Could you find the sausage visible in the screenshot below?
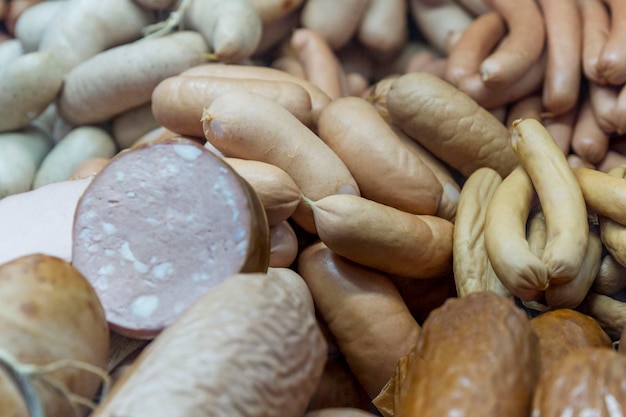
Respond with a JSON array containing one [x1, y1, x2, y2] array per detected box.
[[254, 8, 300, 55], [33, 126, 117, 189], [396, 292, 541, 417], [202, 90, 359, 233], [531, 348, 626, 416], [71, 138, 270, 339], [599, 216, 626, 268], [544, 106, 577, 154], [579, 291, 626, 339], [573, 166, 626, 226], [387, 72, 518, 178], [181, 0, 262, 63], [0, 51, 65, 132], [301, 0, 370, 50], [90, 268, 327, 417], [270, 56, 306, 79], [511, 118, 589, 285], [13, 1, 65, 53], [290, 28, 350, 100], [111, 104, 160, 150], [594, 0, 626, 85], [392, 126, 460, 221], [505, 94, 543, 127], [68, 157, 111, 180], [181, 63, 331, 125], [614, 82, 626, 134], [39, 0, 154, 72], [597, 149, 626, 173], [247, 0, 304, 25], [0, 127, 54, 198], [357, 0, 407, 56], [453, 167, 511, 298], [544, 217, 602, 308], [0, 177, 92, 266], [221, 157, 302, 226], [589, 81, 619, 134], [57, 31, 209, 125], [571, 95, 610, 163], [269, 221, 298, 268], [592, 253, 626, 295], [457, 51, 547, 109], [529, 309, 612, 379], [484, 166, 548, 301], [297, 241, 420, 399], [317, 96, 443, 216], [444, 11, 505, 87], [408, 0, 473, 55], [527, 207, 547, 261], [308, 194, 454, 279], [0, 254, 110, 417], [479, 0, 545, 88], [539, 0, 582, 115], [151, 75, 314, 138], [579, 0, 610, 83]]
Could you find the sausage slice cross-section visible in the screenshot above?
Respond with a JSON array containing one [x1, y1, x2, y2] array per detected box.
[[72, 138, 270, 339]]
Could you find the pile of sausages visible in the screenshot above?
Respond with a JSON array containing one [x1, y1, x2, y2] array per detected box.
[[2, 0, 626, 416]]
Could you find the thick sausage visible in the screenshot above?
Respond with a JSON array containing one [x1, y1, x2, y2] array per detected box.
[[308, 194, 453, 279], [221, 157, 302, 226], [57, 31, 208, 125], [453, 167, 510, 298], [72, 138, 270, 339], [90, 268, 327, 417], [387, 72, 518, 178], [539, 0, 582, 115], [290, 28, 350, 100], [317, 97, 443, 216], [181, 63, 331, 125], [484, 166, 548, 300], [151, 75, 314, 138], [571, 95, 610, 163], [202, 90, 359, 233], [297, 241, 420, 399]]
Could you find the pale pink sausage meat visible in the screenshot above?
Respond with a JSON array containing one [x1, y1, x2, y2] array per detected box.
[[72, 138, 270, 339]]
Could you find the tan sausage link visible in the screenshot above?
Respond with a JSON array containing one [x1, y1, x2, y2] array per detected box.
[[453, 167, 511, 298], [484, 166, 548, 301]]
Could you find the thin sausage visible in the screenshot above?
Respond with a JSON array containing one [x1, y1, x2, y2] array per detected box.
[[572, 94, 610, 163], [484, 166, 548, 301], [539, 0, 582, 115], [579, 0, 610, 83], [290, 28, 350, 100], [594, 0, 626, 85], [308, 194, 453, 279], [479, 0, 545, 88], [444, 11, 505, 87]]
